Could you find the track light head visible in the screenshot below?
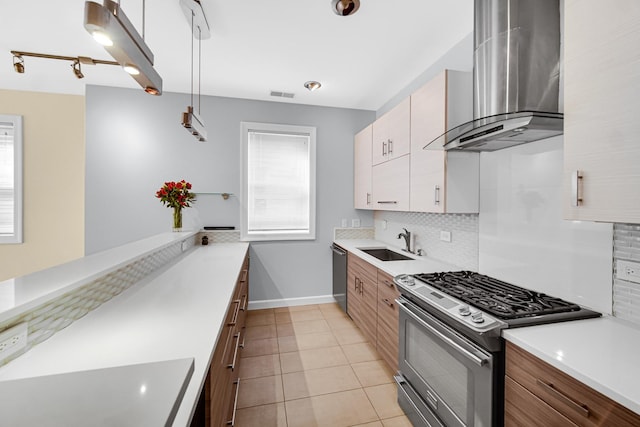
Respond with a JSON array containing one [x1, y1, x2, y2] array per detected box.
[[13, 54, 24, 73], [72, 60, 84, 79]]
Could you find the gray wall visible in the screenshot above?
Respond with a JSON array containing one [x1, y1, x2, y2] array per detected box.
[[85, 85, 374, 302]]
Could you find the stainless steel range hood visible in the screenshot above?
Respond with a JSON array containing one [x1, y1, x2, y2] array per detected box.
[[426, 0, 562, 152]]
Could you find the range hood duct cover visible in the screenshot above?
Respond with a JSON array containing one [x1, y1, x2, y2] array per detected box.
[[427, 0, 563, 152]]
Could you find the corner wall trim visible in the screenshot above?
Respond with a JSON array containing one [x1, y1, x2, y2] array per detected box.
[[248, 295, 337, 310]]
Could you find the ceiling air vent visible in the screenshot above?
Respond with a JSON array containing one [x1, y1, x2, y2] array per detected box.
[[270, 91, 295, 99]]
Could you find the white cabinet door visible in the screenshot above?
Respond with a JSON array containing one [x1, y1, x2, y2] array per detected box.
[[372, 98, 410, 165], [372, 155, 410, 211], [354, 125, 373, 209], [563, 0, 640, 223], [410, 70, 478, 213]]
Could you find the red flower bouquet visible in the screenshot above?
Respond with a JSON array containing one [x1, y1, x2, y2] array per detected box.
[[155, 180, 196, 230]]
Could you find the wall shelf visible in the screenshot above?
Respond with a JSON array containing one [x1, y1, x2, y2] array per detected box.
[[195, 192, 233, 200]]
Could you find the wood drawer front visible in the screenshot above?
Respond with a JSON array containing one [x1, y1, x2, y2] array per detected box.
[[376, 298, 399, 370], [505, 376, 577, 427], [348, 253, 378, 282], [377, 270, 395, 290], [506, 342, 640, 427]]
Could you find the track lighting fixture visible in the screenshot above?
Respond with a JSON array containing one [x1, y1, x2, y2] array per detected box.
[[10, 50, 119, 79], [12, 54, 24, 73], [84, 0, 163, 95], [181, 0, 211, 142], [72, 60, 84, 79]]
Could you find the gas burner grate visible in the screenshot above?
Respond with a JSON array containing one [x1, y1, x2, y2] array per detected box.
[[413, 271, 582, 320]]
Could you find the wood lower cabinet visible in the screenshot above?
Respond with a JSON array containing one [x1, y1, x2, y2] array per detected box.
[[505, 341, 640, 427], [347, 253, 378, 345], [376, 270, 401, 370], [347, 253, 400, 371], [201, 253, 249, 427]]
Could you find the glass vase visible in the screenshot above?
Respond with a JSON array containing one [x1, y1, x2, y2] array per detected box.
[[173, 207, 183, 232]]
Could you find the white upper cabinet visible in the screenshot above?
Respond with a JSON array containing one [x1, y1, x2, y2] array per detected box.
[[354, 125, 373, 209], [410, 70, 479, 213], [372, 98, 411, 165], [563, 0, 640, 223], [372, 155, 410, 211]]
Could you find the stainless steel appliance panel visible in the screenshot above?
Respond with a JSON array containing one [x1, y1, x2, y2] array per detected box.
[[398, 297, 495, 427], [331, 243, 347, 312]]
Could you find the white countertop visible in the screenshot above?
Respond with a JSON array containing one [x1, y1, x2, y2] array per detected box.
[[0, 241, 249, 426], [503, 316, 640, 415], [0, 231, 197, 323], [0, 358, 194, 426], [333, 239, 461, 276]]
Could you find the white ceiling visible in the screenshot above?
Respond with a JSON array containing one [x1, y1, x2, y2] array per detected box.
[[0, 0, 473, 111]]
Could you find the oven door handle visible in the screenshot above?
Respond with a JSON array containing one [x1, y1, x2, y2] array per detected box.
[[397, 298, 489, 367]]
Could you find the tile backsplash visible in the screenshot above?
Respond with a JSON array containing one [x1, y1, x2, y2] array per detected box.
[[373, 211, 479, 271], [613, 223, 640, 326]]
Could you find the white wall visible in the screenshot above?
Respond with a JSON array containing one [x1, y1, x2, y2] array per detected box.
[[478, 136, 613, 313], [85, 85, 374, 302]]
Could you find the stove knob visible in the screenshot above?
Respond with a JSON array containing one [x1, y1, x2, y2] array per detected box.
[[471, 311, 485, 324], [458, 305, 471, 316], [404, 277, 415, 286]]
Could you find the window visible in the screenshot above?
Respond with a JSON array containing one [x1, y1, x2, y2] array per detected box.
[[241, 122, 316, 241], [0, 115, 23, 244]]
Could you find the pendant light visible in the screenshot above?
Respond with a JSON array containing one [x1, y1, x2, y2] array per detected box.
[[84, 0, 163, 95], [181, 0, 210, 142]]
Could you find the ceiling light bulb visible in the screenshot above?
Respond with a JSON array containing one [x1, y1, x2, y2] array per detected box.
[[332, 0, 360, 16], [13, 55, 24, 73], [92, 30, 113, 46], [145, 86, 160, 96], [123, 64, 140, 75], [304, 81, 322, 91]]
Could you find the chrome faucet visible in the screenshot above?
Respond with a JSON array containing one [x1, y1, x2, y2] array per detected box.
[[397, 228, 412, 253]]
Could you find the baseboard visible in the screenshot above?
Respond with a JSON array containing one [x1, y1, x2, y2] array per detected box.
[[248, 294, 337, 310]]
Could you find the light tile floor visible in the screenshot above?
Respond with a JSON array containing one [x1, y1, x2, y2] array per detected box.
[[236, 303, 411, 427]]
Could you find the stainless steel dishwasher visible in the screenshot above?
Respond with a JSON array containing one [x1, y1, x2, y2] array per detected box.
[[331, 243, 347, 312]]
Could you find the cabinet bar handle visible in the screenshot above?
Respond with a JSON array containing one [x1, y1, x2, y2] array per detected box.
[[240, 294, 247, 312], [227, 332, 241, 371], [240, 270, 248, 283], [571, 170, 583, 207], [228, 300, 241, 326], [388, 139, 393, 154], [226, 378, 240, 426], [536, 379, 590, 418], [382, 141, 387, 156], [383, 298, 393, 307], [366, 192, 371, 205], [377, 201, 398, 204], [434, 185, 440, 205], [354, 277, 360, 292], [384, 279, 394, 288]]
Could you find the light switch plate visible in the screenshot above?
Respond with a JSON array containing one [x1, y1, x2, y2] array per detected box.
[[440, 231, 452, 242], [341, 219, 348, 228], [352, 219, 360, 228]]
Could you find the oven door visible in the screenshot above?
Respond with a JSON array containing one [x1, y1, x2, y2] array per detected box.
[[397, 296, 495, 427]]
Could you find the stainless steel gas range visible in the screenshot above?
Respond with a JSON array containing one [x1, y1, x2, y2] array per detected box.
[[393, 271, 600, 427]]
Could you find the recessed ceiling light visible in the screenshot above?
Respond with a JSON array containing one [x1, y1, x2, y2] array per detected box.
[[304, 81, 322, 91], [331, 0, 360, 16]]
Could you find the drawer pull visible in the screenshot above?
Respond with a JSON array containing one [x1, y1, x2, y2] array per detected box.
[[240, 269, 248, 283], [377, 201, 398, 204], [227, 332, 241, 371], [382, 298, 393, 307], [536, 379, 590, 418], [240, 294, 248, 312], [384, 279, 394, 288], [226, 378, 240, 426], [228, 300, 241, 326]]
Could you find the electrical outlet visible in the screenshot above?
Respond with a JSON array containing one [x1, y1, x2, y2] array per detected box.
[[0, 322, 28, 360], [352, 219, 361, 228], [616, 260, 640, 284], [440, 231, 452, 242], [341, 218, 348, 228]]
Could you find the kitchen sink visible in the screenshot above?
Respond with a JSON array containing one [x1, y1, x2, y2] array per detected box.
[[359, 248, 413, 261]]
